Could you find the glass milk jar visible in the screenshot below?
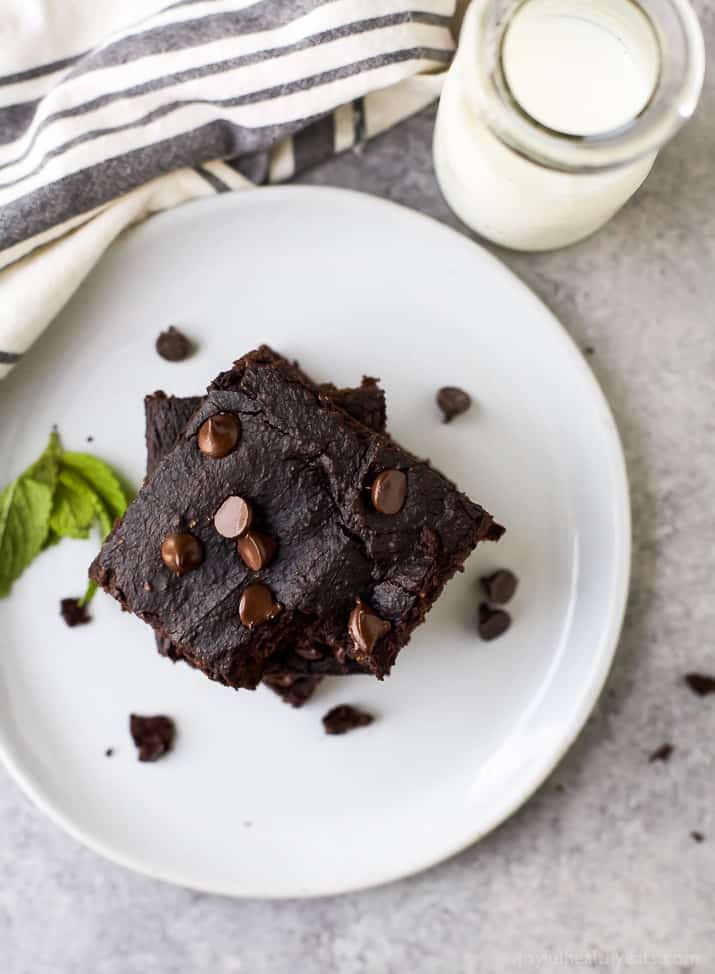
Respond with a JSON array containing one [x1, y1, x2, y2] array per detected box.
[[434, 0, 705, 251]]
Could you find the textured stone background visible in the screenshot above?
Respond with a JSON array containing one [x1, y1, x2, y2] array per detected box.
[[2, 4, 713, 971]]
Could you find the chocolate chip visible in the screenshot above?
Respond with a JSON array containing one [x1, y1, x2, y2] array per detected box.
[[237, 530, 277, 571], [60, 597, 91, 627], [156, 326, 193, 362], [481, 569, 518, 605], [371, 469, 407, 514], [214, 496, 253, 539], [348, 599, 391, 655], [478, 603, 511, 641], [322, 704, 374, 735], [197, 413, 241, 458], [649, 743, 674, 763], [437, 386, 472, 423], [129, 714, 175, 762], [160, 532, 203, 576], [239, 583, 282, 627], [691, 831, 705, 843], [684, 673, 715, 696]]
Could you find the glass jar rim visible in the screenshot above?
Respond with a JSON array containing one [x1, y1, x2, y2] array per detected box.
[[460, 0, 705, 173]]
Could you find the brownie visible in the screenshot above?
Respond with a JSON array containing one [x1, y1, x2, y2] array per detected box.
[[145, 376, 387, 704], [91, 346, 503, 691]]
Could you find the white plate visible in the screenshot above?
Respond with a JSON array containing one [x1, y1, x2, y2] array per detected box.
[[0, 187, 629, 898]]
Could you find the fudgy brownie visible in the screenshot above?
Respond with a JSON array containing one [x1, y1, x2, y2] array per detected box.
[[91, 346, 503, 692], [145, 376, 387, 704]]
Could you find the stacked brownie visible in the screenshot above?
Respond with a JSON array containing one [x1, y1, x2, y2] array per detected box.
[[91, 346, 503, 706]]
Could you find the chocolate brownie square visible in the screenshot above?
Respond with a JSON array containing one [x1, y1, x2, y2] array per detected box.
[[145, 375, 387, 704], [91, 346, 503, 691]]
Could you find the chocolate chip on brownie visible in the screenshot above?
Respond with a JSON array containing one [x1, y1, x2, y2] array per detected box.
[[60, 597, 91, 627], [237, 530, 277, 571], [239, 583, 282, 627], [481, 569, 519, 605], [156, 326, 194, 362], [684, 673, 715, 696], [371, 469, 407, 514], [197, 413, 241, 458], [322, 704, 375, 735], [478, 603, 511, 641], [437, 386, 472, 423], [129, 714, 175, 762], [214, 495, 253, 539], [160, 532, 203, 576]]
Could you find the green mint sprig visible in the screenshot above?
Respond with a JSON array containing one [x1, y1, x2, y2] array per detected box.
[[0, 430, 132, 599]]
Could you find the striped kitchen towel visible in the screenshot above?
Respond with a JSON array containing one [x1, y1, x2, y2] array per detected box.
[[0, 0, 455, 379]]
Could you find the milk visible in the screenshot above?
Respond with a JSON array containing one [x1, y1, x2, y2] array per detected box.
[[434, 0, 662, 250]]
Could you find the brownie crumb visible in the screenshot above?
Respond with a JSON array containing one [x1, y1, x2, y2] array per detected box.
[[129, 714, 175, 762], [649, 743, 674, 763], [60, 597, 91, 627], [478, 603, 511, 641], [156, 326, 194, 362], [583, 346, 595, 356], [684, 673, 715, 697], [436, 386, 472, 423], [105, 748, 114, 758], [481, 569, 519, 605], [691, 831, 705, 843], [86, 435, 94, 443], [322, 704, 374, 735]]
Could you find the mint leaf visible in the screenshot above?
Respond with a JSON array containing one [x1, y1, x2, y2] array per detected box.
[[0, 432, 60, 597], [49, 468, 98, 539], [60, 452, 130, 519]]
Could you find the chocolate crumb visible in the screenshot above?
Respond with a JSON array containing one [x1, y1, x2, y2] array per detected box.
[[478, 603, 511, 641], [86, 435, 94, 443], [156, 326, 194, 362], [684, 673, 715, 697], [583, 346, 595, 356], [105, 748, 114, 758], [322, 704, 374, 735], [649, 743, 674, 763], [555, 783, 565, 793], [691, 831, 705, 843], [60, 597, 91, 627], [437, 386, 472, 423], [129, 714, 175, 762]]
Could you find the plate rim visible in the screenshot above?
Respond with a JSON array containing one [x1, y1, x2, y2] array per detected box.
[[0, 185, 631, 898]]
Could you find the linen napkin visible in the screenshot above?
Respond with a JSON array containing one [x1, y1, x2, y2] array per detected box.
[[0, 0, 456, 379]]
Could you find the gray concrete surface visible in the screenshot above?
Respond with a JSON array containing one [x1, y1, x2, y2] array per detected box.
[[2, 4, 713, 970]]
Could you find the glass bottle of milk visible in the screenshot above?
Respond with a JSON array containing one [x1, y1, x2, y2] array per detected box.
[[434, 0, 705, 251]]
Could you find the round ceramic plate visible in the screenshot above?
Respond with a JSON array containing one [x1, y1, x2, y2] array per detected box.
[[0, 187, 629, 898]]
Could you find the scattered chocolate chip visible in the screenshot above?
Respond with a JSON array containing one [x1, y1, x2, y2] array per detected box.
[[197, 413, 241, 458], [295, 645, 324, 661], [649, 743, 674, 763], [349, 599, 391, 656], [156, 325, 194, 362], [105, 748, 114, 758], [60, 597, 91, 627], [478, 603, 511, 641], [237, 530, 276, 571], [691, 831, 705, 843], [239, 583, 282, 627], [684, 673, 715, 697], [129, 714, 175, 762], [371, 469, 407, 514], [436, 386, 472, 423], [481, 569, 519, 605], [322, 704, 375, 735], [160, 532, 203, 576], [214, 495, 253, 539]]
